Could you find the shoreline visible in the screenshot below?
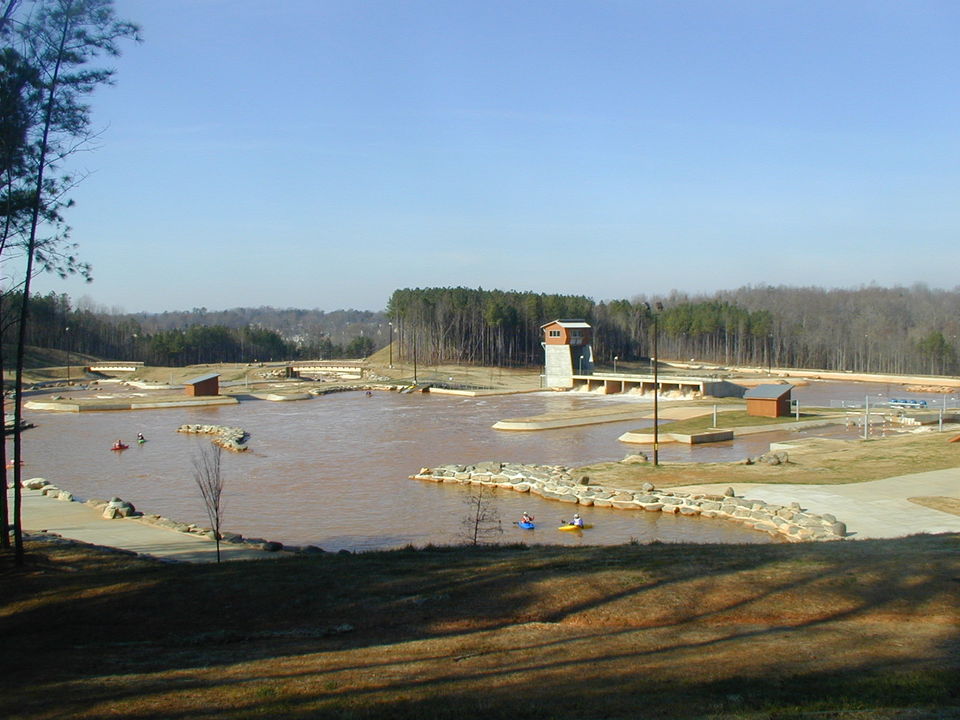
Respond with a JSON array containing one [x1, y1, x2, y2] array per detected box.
[[12, 481, 321, 563]]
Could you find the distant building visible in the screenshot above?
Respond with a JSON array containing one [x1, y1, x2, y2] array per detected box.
[[744, 384, 793, 418], [184, 372, 220, 397], [541, 319, 594, 388]]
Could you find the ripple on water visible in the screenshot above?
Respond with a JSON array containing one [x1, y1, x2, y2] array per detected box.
[[22, 381, 900, 551]]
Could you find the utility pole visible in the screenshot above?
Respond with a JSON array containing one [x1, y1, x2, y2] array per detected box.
[[644, 301, 664, 466]]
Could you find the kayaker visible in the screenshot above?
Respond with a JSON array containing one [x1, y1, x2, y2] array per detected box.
[[571, 513, 584, 528], [521, 512, 534, 524], [137, 432, 145, 442]]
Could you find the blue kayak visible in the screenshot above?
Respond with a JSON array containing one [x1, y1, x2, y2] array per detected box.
[[517, 521, 536, 530]]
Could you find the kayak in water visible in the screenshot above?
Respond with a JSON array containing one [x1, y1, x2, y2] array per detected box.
[[558, 523, 593, 531], [111, 443, 129, 451], [517, 521, 536, 530]]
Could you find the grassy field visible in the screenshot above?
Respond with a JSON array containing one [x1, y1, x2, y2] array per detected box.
[[647, 409, 841, 435], [1, 534, 958, 720], [581, 430, 960, 490]]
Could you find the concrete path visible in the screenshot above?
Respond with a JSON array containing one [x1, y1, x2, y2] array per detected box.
[[674, 467, 960, 539], [9, 489, 288, 563]]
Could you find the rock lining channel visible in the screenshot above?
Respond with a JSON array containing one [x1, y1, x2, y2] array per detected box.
[[411, 461, 848, 542]]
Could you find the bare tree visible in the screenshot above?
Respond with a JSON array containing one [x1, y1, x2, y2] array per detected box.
[[192, 444, 226, 562], [460, 484, 502, 546]]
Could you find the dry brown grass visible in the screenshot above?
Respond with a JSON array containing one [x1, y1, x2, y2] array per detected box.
[[580, 432, 960, 489], [2, 534, 958, 719], [909, 496, 960, 516]]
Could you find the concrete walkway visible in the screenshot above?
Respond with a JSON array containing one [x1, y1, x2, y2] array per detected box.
[[674, 467, 960, 539], [9, 489, 288, 563]]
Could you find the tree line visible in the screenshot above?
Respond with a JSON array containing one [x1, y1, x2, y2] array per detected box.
[[9, 291, 381, 365], [387, 285, 960, 376], [13, 284, 960, 377]]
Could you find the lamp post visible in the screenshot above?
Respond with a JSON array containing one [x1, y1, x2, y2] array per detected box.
[[645, 302, 664, 466], [388, 321, 393, 368], [64, 326, 70, 384], [614, 355, 618, 373]]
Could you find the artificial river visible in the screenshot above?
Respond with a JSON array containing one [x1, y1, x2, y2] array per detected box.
[[19, 380, 950, 552]]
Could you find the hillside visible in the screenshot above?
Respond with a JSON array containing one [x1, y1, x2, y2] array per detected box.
[[1, 534, 958, 719]]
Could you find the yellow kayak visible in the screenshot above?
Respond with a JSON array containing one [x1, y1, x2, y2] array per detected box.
[[558, 523, 593, 531]]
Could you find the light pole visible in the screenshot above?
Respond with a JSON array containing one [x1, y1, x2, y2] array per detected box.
[[614, 355, 618, 373], [64, 326, 70, 384], [645, 302, 663, 466], [388, 321, 393, 368]]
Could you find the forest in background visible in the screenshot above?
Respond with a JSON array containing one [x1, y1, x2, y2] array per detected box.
[[6, 284, 960, 375]]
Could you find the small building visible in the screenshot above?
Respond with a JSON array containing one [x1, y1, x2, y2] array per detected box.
[[541, 319, 594, 388], [184, 372, 220, 397], [744, 384, 793, 418], [542, 319, 592, 347]]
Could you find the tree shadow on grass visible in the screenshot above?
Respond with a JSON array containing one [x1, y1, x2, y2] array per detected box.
[[1, 534, 958, 718]]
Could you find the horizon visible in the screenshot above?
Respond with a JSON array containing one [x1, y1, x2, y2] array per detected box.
[[27, 0, 960, 313], [54, 279, 960, 317]]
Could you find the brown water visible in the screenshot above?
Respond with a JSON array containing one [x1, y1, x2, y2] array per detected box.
[[17, 391, 770, 550], [21, 379, 928, 552]]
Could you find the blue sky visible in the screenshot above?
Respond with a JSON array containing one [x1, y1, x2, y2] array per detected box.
[[31, 0, 960, 312]]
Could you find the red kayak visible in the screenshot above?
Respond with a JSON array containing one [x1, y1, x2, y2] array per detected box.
[[111, 443, 129, 451]]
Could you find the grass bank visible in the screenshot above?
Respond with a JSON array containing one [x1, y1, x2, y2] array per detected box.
[[2, 534, 958, 719], [647, 408, 841, 435], [579, 430, 960, 489]]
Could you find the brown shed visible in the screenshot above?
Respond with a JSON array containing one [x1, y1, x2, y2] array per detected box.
[[744, 384, 793, 418], [183, 372, 220, 397]]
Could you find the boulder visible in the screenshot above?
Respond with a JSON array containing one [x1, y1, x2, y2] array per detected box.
[[829, 521, 847, 537], [22, 478, 48, 490], [723, 487, 735, 497], [57, 491, 73, 502], [261, 541, 283, 552]]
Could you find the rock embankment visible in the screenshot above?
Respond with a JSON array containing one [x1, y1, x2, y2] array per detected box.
[[19, 477, 325, 556], [410, 462, 847, 542], [177, 424, 249, 452]]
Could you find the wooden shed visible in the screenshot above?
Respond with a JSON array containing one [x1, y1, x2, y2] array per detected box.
[[183, 372, 220, 397], [744, 384, 793, 418]]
